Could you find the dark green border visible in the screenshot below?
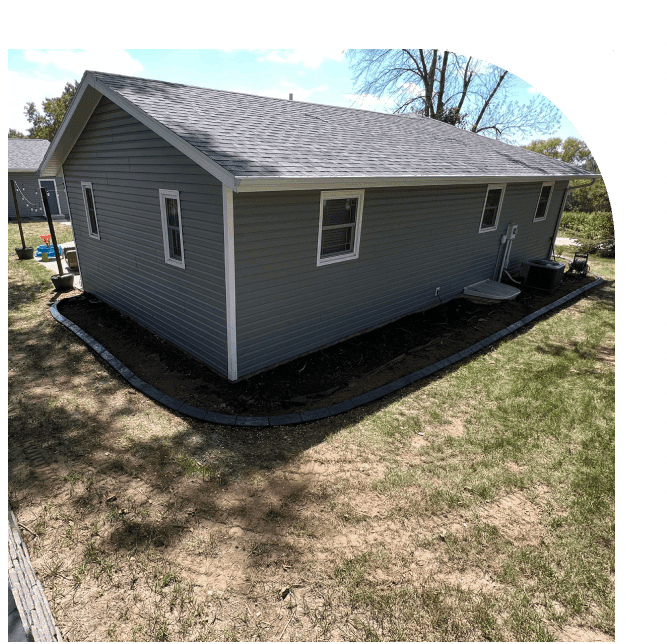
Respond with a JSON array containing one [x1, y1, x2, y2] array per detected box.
[[2, 0, 667, 641]]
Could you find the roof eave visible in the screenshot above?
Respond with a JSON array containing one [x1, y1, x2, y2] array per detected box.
[[38, 71, 239, 191], [235, 173, 601, 193]]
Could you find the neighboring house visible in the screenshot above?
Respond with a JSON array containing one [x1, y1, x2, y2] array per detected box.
[[8, 138, 70, 222], [39, 71, 599, 381]]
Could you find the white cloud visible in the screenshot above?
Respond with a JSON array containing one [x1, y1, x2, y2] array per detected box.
[[346, 93, 395, 110], [23, 49, 143, 76], [7, 71, 71, 134], [400, 82, 423, 96], [258, 49, 345, 69], [8, 50, 143, 133], [527, 87, 541, 94]]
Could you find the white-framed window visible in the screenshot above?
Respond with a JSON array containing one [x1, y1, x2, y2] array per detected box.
[[159, 189, 185, 269], [317, 189, 365, 266], [478, 184, 506, 233], [533, 181, 555, 221], [81, 182, 100, 239]]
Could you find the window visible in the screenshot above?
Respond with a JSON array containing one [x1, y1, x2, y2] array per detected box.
[[317, 189, 364, 266], [533, 182, 554, 221], [159, 189, 185, 268], [478, 184, 506, 233], [81, 182, 99, 239]]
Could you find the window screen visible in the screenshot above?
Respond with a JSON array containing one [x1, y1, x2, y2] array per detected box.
[[81, 182, 99, 238], [85, 188, 98, 235], [320, 197, 358, 257], [534, 184, 553, 220], [159, 189, 185, 268], [480, 187, 503, 230], [165, 197, 182, 260]]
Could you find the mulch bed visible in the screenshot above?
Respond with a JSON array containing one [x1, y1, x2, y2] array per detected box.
[[57, 273, 599, 417]]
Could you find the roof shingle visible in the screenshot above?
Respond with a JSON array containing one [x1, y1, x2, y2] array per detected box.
[[51, 71, 600, 183], [8, 138, 50, 172]]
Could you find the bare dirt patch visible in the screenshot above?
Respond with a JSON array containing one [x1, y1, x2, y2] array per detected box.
[[477, 488, 549, 546], [57, 274, 599, 416]]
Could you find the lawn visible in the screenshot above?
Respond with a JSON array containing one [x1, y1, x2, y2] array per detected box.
[[8, 221, 615, 642]]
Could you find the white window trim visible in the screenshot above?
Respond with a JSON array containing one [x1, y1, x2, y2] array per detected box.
[[478, 184, 506, 233], [80, 181, 100, 240], [38, 178, 63, 216], [316, 189, 365, 266], [159, 189, 186, 269], [533, 181, 555, 222]]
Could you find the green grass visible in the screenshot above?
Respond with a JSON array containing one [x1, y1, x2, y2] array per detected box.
[[8, 221, 75, 309], [325, 261, 615, 640], [8, 220, 614, 641]]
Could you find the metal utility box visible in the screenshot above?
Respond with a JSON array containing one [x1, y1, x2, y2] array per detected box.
[[520, 259, 565, 292]]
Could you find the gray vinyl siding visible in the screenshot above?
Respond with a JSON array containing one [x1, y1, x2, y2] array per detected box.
[[8, 173, 70, 220], [234, 181, 567, 377], [501, 180, 568, 272], [62, 96, 228, 376]]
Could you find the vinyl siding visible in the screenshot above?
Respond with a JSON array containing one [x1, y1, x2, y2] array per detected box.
[[8, 173, 70, 220], [234, 181, 567, 377], [63, 96, 227, 376]]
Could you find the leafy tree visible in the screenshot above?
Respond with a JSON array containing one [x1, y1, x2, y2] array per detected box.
[[20, 81, 79, 141], [346, 49, 561, 143], [523, 137, 610, 212], [8, 128, 27, 138]]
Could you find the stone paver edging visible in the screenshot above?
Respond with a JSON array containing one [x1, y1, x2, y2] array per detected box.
[[8, 504, 63, 642], [51, 277, 604, 427]]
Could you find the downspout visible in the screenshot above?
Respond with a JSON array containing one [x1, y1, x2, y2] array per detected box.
[[548, 178, 598, 259]]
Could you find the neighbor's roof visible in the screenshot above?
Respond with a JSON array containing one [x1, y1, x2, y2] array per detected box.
[[9, 138, 51, 172], [40, 71, 600, 192]]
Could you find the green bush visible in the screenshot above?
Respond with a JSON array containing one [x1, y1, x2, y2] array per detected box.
[[566, 178, 611, 213], [560, 211, 614, 241]]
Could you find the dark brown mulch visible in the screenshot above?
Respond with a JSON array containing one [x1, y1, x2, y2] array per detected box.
[[57, 274, 599, 416]]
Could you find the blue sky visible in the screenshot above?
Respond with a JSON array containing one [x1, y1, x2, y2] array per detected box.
[[8, 48, 583, 144]]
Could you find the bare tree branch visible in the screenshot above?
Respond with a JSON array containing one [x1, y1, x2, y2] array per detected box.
[[345, 49, 561, 143]]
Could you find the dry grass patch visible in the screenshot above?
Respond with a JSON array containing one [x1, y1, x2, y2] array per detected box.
[[8, 222, 614, 641]]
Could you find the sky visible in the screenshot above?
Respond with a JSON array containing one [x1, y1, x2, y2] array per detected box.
[[7, 48, 584, 145]]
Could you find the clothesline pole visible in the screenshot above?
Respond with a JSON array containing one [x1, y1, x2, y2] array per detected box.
[[41, 187, 64, 276], [10, 180, 27, 249]]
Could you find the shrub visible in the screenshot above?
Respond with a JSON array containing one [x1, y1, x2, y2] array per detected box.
[[560, 211, 614, 257], [560, 211, 614, 241]]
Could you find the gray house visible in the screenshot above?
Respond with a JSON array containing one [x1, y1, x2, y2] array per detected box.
[[8, 138, 70, 221], [39, 71, 599, 381]]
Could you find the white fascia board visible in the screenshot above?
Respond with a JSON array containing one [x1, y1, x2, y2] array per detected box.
[[223, 186, 238, 381], [9, 168, 39, 173], [235, 173, 601, 193], [38, 73, 102, 177], [89, 76, 238, 191], [38, 72, 239, 191]]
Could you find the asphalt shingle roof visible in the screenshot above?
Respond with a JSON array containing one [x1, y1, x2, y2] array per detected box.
[[83, 72, 597, 181], [8, 139, 50, 172]]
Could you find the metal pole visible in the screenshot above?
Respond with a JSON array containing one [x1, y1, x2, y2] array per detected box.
[[10, 180, 27, 249], [40, 187, 64, 276]]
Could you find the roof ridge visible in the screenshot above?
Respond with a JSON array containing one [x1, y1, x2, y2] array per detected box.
[[88, 69, 462, 127]]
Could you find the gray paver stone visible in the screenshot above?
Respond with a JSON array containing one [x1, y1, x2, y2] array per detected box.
[[235, 415, 269, 427], [299, 408, 330, 422], [179, 403, 208, 419], [269, 413, 302, 426], [203, 411, 237, 425]]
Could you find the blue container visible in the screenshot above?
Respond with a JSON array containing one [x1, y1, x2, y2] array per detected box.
[[36, 244, 63, 258]]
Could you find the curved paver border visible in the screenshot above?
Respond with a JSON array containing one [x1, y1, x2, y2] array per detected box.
[[8, 504, 63, 642], [51, 277, 604, 427]]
